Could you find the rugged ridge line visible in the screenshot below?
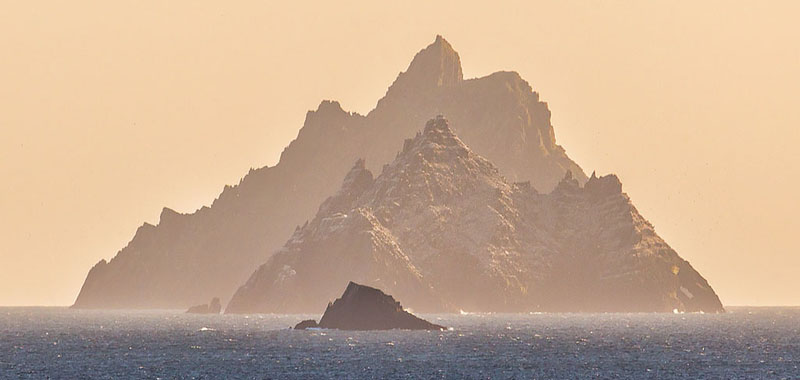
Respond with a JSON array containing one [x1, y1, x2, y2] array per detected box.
[[226, 117, 724, 313], [73, 36, 586, 309]]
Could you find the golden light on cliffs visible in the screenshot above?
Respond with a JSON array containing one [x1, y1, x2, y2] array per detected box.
[[1, 1, 798, 306]]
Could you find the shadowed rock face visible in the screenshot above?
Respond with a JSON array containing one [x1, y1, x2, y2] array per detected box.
[[295, 282, 445, 331], [73, 35, 585, 310], [227, 117, 724, 314]]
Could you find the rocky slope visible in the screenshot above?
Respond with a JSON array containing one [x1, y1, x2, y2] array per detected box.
[[73, 36, 585, 309], [226, 117, 724, 313]]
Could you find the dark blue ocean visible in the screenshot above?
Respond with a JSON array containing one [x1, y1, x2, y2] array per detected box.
[[1, 307, 797, 379]]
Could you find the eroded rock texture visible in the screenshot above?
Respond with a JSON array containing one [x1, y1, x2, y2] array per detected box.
[[227, 118, 723, 313], [73, 36, 585, 309]]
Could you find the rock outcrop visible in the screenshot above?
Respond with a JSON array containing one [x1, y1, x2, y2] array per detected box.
[[73, 35, 585, 310], [293, 319, 319, 330], [294, 282, 445, 331], [186, 297, 221, 314], [227, 117, 724, 313]]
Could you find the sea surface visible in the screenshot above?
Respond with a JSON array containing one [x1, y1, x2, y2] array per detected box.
[[0, 307, 797, 379]]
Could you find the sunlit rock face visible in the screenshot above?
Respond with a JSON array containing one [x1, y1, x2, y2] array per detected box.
[[73, 36, 586, 310], [227, 118, 724, 314]]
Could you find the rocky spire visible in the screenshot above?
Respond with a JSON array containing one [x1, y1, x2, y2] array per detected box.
[[316, 159, 374, 216], [584, 172, 623, 197], [303, 100, 350, 128], [419, 115, 461, 146], [385, 35, 463, 97], [385, 115, 493, 180], [338, 159, 374, 196]]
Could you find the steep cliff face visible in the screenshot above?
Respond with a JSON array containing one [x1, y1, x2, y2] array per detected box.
[[225, 158, 441, 314], [227, 118, 724, 313], [367, 36, 583, 190], [73, 36, 585, 309], [527, 171, 723, 312]]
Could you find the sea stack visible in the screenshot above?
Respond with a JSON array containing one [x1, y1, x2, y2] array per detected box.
[[294, 282, 445, 331]]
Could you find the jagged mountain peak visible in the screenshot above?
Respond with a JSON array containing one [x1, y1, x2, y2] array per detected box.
[[337, 158, 374, 195], [314, 99, 346, 114], [304, 100, 354, 127], [584, 172, 623, 197], [553, 169, 581, 192], [407, 35, 462, 85], [158, 207, 183, 225], [400, 116, 466, 155], [72, 36, 666, 311], [386, 35, 463, 96], [317, 158, 374, 217], [227, 119, 724, 314], [422, 114, 458, 140], [553, 169, 624, 199], [372, 116, 506, 208], [348, 157, 367, 171]]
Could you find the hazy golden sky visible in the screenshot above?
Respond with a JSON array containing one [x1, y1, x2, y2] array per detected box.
[[1, 1, 798, 306]]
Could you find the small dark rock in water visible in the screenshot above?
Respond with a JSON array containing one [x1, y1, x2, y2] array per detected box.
[[296, 282, 444, 331], [186, 297, 222, 314], [293, 319, 319, 330]]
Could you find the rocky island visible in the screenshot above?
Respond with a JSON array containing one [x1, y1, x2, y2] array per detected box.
[[73, 36, 723, 314], [186, 297, 222, 314], [294, 282, 445, 331], [72, 35, 585, 310], [228, 117, 724, 314]]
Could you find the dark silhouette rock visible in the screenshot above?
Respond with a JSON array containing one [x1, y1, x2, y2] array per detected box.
[[298, 282, 445, 331], [186, 297, 221, 314], [293, 319, 319, 330], [73, 35, 585, 310]]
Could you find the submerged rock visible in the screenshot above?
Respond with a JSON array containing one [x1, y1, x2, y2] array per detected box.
[[295, 282, 445, 331], [186, 297, 222, 314]]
